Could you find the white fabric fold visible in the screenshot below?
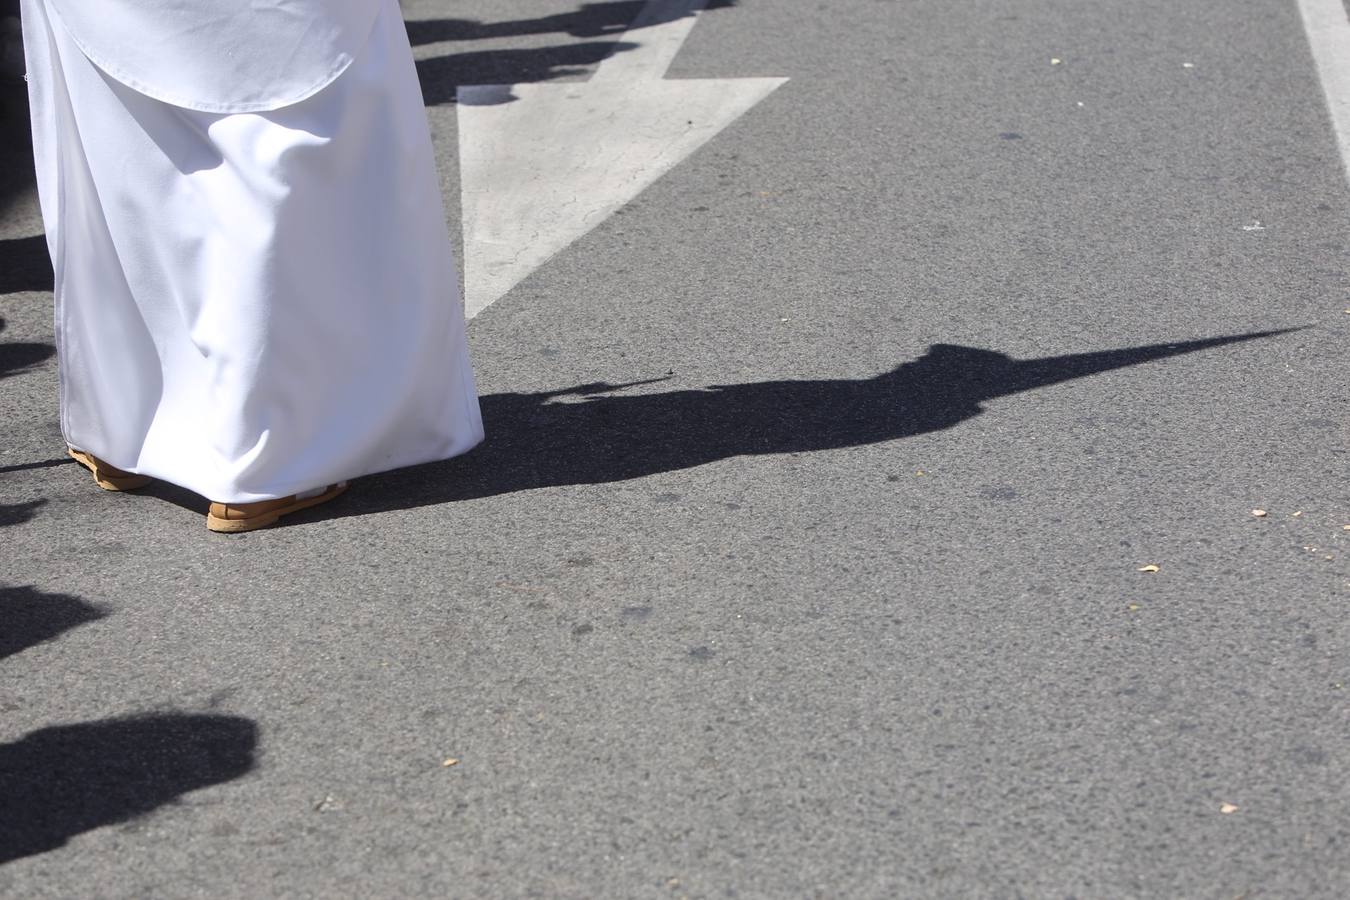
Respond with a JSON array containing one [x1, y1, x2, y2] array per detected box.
[[44, 0, 381, 112]]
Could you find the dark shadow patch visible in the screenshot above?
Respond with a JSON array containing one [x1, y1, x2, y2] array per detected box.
[[405, 0, 737, 45], [0, 338, 55, 378], [409, 0, 739, 105], [0, 584, 105, 660], [0, 499, 45, 528], [0, 457, 70, 476], [416, 41, 638, 106], [0, 77, 35, 217], [0, 235, 54, 295], [135, 479, 209, 517], [0, 303, 53, 374], [0, 713, 258, 864]]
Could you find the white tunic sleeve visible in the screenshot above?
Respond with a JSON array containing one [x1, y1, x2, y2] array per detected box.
[[43, 0, 381, 112]]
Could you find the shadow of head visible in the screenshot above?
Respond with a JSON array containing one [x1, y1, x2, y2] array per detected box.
[[0, 582, 103, 661], [0, 713, 258, 864]]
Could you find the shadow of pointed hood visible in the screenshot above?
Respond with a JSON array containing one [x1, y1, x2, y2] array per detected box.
[[894, 328, 1302, 400]]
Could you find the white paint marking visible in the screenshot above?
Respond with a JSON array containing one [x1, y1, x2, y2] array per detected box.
[[456, 0, 788, 318], [591, 0, 704, 83], [1297, 0, 1350, 180]]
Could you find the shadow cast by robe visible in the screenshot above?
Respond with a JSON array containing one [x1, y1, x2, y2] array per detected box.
[[0, 583, 103, 660], [347, 329, 1295, 515], [0, 713, 257, 864]]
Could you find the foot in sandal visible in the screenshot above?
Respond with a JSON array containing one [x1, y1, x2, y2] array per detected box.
[[206, 482, 349, 533], [68, 448, 153, 491]]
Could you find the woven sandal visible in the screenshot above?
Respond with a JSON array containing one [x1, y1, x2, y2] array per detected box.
[[206, 482, 348, 533], [68, 448, 153, 491]]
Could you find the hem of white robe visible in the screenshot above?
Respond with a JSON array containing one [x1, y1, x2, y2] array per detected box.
[[67, 433, 485, 504], [60, 353, 487, 503]]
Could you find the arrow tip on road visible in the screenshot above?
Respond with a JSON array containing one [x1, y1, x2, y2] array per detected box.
[[456, 0, 788, 318]]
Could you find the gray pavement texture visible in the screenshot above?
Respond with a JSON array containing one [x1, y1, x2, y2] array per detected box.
[[2, 0, 1348, 896]]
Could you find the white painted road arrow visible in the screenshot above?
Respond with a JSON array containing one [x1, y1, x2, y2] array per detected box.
[[455, 0, 788, 318], [1297, 0, 1350, 182]]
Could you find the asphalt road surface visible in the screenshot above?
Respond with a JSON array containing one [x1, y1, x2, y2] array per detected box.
[[2, 0, 1347, 896]]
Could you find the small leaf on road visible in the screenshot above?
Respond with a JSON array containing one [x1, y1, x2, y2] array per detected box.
[[442, 758, 460, 767], [1138, 564, 1160, 573], [1220, 802, 1239, 814], [1251, 509, 1267, 517]]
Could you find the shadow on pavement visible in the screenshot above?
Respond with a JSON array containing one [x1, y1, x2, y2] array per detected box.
[[342, 329, 1295, 514], [0, 713, 258, 864], [406, 0, 736, 45], [0, 78, 34, 217], [0, 583, 102, 660], [0, 338, 55, 377], [0, 315, 55, 376], [409, 0, 737, 105], [415, 41, 637, 105], [0, 457, 70, 476], [0, 235, 53, 294], [0, 499, 45, 528]]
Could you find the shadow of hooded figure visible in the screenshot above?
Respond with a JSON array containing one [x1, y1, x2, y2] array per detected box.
[[348, 328, 1294, 513]]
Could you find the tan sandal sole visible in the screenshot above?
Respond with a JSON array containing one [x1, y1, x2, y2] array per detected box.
[[206, 482, 349, 533], [68, 448, 152, 491]]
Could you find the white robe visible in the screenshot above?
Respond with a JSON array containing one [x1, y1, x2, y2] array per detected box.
[[22, 0, 484, 503]]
